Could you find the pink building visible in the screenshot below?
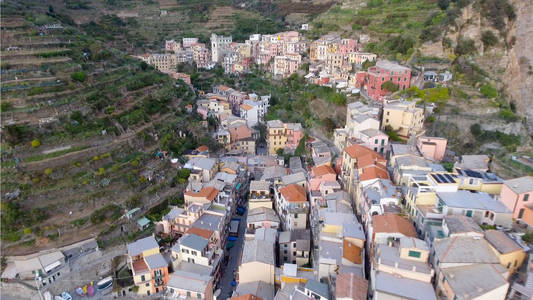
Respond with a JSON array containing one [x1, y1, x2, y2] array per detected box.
[[500, 176, 533, 219], [363, 60, 411, 102], [356, 129, 388, 155], [310, 165, 337, 191], [285, 123, 304, 150], [339, 38, 357, 56], [417, 136, 447, 162]]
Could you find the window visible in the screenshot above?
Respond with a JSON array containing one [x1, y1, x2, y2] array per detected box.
[[386, 119, 389, 123], [293, 251, 297, 256], [408, 250, 421, 258], [519, 208, 525, 219], [466, 210, 473, 217], [284, 244, 288, 248], [525, 194, 530, 202], [141, 275, 145, 282], [284, 250, 288, 254], [191, 251, 197, 256], [374, 139, 378, 144], [469, 178, 474, 185], [198, 293, 202, 299], [187, 292, 191, 297], [387, 111, 390, 116], [169, 288, 174, 294], [146, 283, 150, 287], [147, 291, 150, 296], [507, 262, 511, 269]]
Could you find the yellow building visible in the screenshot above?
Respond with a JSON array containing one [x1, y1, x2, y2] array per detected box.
[[127, 236, 170, 296], [239, 239, 275, 285], [485, 230, 526, 277], [456, 168, 503, 195], [267, 120, 287, 155], [381, 100, 424, 139]]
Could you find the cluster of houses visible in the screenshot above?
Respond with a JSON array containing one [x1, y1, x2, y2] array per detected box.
[[124, 77, 533, 300]]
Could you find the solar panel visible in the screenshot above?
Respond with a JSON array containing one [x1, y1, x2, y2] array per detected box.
[[464, 169, 482, 178], [436, 174, 447, 183], [431, 173, 442, 183], [443, 174, 455, 183]]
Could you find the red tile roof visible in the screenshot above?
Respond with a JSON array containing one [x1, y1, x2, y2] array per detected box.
[[279, 184, 307, 202], [187, 227, 214, 240], [372, 214, 417, 238], [196, 145, 208, 152], [184, 187, 219, 201], [312, 165, 336, 177], [344, 144, 386, 168], [229, 125, 252, 141], [359, 165, 389, 181], [132, 259, 149, 274], [230, 295, 263, 300]]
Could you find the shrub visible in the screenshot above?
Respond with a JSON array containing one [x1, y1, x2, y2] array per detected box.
[[31, 139, 41, 148], [71, 71, 87, 82], [382, 81, 399, 93], [481, 31, 499, 49], [523, 232, 532, 243], [1, 102, 13, 112], [470, 123, 482, 136], [455, 38, 476, 56], [480, 84, 498, 98], [438, 0, 450, 10], [499, 109, 519, 122], [44, 168, 53, 175]]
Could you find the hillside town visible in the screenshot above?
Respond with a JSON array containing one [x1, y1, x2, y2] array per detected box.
[[2, 24, 532, 300]]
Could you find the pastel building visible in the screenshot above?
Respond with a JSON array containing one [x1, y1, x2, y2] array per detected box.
[[499, 176, 533, 220], [363, 60, 411, 101], [417, 136, 447, 162], [275, 184, 309, 231], [381, 100, 424, 139], [266, 120, 304, 155], [127, 236, 169, 296]]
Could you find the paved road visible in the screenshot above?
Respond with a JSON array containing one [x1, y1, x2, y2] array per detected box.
[[217, 208, 248, 299]]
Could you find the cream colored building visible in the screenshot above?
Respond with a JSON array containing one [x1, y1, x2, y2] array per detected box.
[[249, 180, 272, 209], [238, 239, 275, 285], [381, 100, 424, 139]]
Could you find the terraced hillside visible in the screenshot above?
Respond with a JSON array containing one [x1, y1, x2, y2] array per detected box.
[[0, 13, 212, 255]]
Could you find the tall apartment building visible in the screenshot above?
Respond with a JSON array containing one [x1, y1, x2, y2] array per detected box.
[[266, 120, 304, 155], [381, 100, 424, 139], [127, 236, 170, 296], [211, 33, 232, 63]]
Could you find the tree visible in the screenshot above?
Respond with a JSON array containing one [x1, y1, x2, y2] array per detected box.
[[0, 102, 13, 112], [44, 168, 53, 176], [362, 59, 376, 71], [455, 38, 476, 56], [71, 71, 87, 82], [438, 0, 450, 10], [481, 31, 498, 49], [382, 81, 399, 93], [470, 123, 482, 136]]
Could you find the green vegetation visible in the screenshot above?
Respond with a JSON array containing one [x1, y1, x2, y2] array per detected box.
[[384, 125, 401, 141], [481, 31, 499, 49], [523, 232, 532, 243], [470, 124, 521, 151], [71, 71, 87, 82], [90, 204, 122, 224], [401, 86, 449, 104], [382, 81, 399, 93], [480, 84, 498, 98]]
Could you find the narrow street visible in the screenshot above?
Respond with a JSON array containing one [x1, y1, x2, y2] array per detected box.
[[217, 208, 248, 299]]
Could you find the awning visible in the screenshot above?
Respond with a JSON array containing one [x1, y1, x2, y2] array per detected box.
[[236, 183, 242, 190], [44, 260, 61, 273]]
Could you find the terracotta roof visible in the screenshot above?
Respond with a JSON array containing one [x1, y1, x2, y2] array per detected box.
[[279, 184, 307, 202], [240, 104, 253, 111], [132, 259, 149, 274], [336, 273, 368, 300], [184, 187, 219, 201], [312, 165, 336, 177], [343, 239, 363, 264], [344, 144, 386, 168], [196, 145, 208, 152], [372, 214, 417, 238], [230, 295, 263, 300], [187, 227, 214, 240], [229, 125, 252, 141], [359, 165, 389, 181]]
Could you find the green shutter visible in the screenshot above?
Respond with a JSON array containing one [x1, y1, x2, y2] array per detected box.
[[408, 250, 421, 258]]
